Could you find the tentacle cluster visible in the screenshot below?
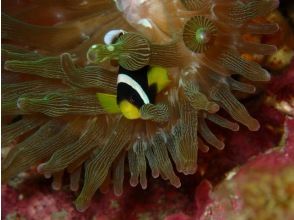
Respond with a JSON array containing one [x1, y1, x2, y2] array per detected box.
[[2, 0, 278, 211]]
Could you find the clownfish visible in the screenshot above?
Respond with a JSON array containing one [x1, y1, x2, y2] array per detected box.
[[97, 65, 170, 120]]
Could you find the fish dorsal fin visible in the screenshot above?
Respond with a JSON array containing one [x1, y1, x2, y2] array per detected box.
[[96, 93, 121, 113], [147, 66, 171, 93]]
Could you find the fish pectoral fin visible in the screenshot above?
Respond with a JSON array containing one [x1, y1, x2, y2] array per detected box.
[[96, 93, 121, 113]]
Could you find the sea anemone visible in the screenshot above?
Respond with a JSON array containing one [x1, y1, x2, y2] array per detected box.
[[2, 0, 279, 211]]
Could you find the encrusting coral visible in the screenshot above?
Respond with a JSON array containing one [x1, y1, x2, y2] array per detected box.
[[2, 0, 279, 211]]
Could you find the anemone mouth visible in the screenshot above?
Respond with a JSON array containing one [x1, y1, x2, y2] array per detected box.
[[183, 16, 217, 53]]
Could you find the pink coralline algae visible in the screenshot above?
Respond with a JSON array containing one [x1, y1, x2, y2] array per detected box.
[[196, 116, 294, 220]]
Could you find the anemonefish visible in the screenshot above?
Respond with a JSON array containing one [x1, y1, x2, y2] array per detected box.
[[96, 29, 170, 120], [97, 65, 170, 120]]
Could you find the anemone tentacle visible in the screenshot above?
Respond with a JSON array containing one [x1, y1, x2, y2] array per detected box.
[[2, 0, 278, 211]]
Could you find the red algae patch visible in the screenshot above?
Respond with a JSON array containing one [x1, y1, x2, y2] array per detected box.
[[198, 117, 294, 220]]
